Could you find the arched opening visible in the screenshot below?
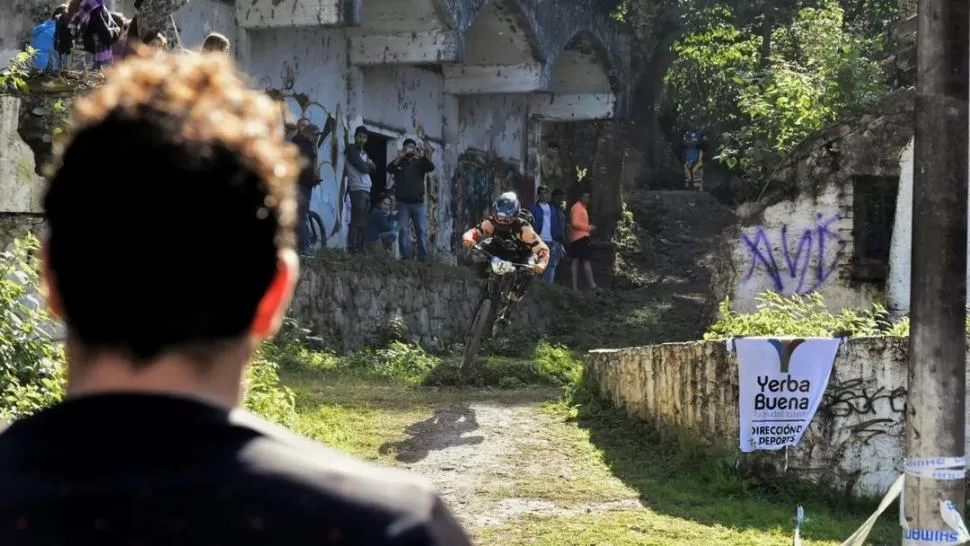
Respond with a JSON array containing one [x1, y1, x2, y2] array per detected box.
[[463, 0, 542, 66], [549, 32, 613, 94]]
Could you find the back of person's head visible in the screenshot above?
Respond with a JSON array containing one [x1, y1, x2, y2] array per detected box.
[[201, 32, 230, 53], [43, 49, 300, 366], [109, 11, 128, 29], [52, 4, 69, 20]]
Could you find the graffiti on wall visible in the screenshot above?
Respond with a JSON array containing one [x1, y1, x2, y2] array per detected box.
[[821, 378, 906, 443], [740, 212, 847, 294], [451, 149, 529, 250], [261, 61, 351, 248]]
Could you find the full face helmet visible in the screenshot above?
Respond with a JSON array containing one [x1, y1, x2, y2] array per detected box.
[[490, 192, 520, 226]]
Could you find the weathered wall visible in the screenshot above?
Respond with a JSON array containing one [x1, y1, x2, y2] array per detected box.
[[731, 90, 915, 313], [247, 27, 353, 248], [585, 337, 924, 497], [458, 95, 526, 161], [0, 97, 43, 211], [732, 184, 877, 313], [362, 65, 444, 140], [290, 253, 581, 351]]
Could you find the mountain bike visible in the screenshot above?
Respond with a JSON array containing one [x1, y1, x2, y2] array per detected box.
[[461, 242, 536, 371]]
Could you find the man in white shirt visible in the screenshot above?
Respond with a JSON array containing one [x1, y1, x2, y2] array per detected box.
[[529, 185, 563, 283]]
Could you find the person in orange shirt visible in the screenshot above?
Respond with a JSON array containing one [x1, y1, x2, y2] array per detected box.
[[568, 190, 604, 293], [462, 192, 550, 328]]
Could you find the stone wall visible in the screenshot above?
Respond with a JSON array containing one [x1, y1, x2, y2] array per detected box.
[[290, 252, 583, 351], [585, 337, 928, 498]]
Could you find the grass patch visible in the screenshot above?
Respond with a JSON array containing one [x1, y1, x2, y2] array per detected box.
[[475, 511, 815, 546], [546, 387, 898, 545]]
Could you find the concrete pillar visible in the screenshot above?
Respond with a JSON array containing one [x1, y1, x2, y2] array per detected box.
[[886, 136, 970, 317], [437, 93, 460, 261], [524, 114, 542, 202], [345, 64, 365, 128], [887, 138, 914, 317]]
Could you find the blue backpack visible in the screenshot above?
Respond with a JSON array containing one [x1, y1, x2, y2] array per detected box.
[[30, 20, 58, 71]]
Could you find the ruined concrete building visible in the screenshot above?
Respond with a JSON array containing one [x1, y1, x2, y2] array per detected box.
[[0, 0, 630, 256]]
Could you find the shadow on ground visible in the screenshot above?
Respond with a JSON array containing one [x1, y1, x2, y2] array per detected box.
[[378, 405, 485, 463], [567, 394, 897, 544]]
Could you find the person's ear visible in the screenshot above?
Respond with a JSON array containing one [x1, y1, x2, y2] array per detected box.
[[40, 242, 65, 320], [250, 249, 299, 339]]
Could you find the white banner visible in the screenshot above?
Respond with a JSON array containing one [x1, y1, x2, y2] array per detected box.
[[736, 337, 840, 452]]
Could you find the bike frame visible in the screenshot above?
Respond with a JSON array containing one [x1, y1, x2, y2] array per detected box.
[[473, 244, 533, 322]]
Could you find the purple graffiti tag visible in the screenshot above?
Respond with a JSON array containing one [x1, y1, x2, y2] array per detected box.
[[741, 229, 784, 291], [811, 212, 847, 292], [779, 224, 814, 293], [740, 213, 845, 295]]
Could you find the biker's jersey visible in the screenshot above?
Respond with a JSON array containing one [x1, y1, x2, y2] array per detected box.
[[463, 216, 550, 268]]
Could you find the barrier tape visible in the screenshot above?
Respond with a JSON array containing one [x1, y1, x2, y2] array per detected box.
[[833, 457, 970, 546], [905, 457, 967, 481]]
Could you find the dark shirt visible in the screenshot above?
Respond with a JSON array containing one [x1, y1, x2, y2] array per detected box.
[[387, 155, 434, 204], [292, 134, 318, 188], [0, 394, 472, 546], [365, 209, 396, 243]]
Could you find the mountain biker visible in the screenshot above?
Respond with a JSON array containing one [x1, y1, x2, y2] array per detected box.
[[461, 192, 550, 327]]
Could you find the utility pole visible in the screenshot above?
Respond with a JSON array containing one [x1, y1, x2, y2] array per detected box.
[[904, 0, 969, 538]]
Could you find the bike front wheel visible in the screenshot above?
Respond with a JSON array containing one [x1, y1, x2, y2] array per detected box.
[[461, 298, 493, 372]]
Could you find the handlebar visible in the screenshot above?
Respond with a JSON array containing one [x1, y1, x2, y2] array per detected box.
[[471, 243, 536, 269]]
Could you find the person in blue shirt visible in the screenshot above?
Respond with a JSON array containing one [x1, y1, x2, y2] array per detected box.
[[683, 131, 704, 191], [30, 5, 68, 72], [529, 185, 563, 283], [364, 193, 398, 255]]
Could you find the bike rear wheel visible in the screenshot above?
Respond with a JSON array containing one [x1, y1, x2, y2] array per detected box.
[[461, 298, 493, 371]]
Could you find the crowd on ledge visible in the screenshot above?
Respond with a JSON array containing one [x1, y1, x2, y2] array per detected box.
[[26, 0, 228, 72]]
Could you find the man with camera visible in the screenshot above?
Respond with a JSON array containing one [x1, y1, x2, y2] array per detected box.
[[387, 138, 435, 260]]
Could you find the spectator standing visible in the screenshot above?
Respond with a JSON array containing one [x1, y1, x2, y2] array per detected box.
[[364, 194, 398, 255], [70, 0, 122, 69], [291, 119, 321, 256], [529, 185, 563, 283], [344, 126, 376, 254], [569, 190, 604, 293], [387, 138, 434, 261], [0, 51, 471, 546], [29, 5, 68, 71]]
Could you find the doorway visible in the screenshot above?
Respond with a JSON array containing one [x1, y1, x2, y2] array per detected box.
[[364, 131, 392, 204]]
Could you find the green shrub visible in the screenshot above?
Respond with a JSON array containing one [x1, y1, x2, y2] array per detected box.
[[244, 348, 297, 427], [342, 341, 440, 383], [703, 291, 897, 339], [425, 340, 582, 388], [0, 236, 65, 420], [885, 313, 970, 337]]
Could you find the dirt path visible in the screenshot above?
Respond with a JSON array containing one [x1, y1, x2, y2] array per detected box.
[[391, 398, 642, 529]]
